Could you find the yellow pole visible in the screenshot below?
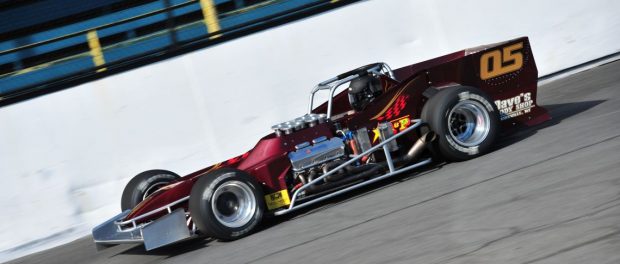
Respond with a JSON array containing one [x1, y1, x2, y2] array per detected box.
[[199, 0, 221, 39], [86, 30, 106, 72]]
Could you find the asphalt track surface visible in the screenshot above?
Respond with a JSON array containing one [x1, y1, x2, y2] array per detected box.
[[7, 60, 620, 264]]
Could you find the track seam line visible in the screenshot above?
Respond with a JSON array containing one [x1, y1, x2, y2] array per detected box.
[[522, 230, 620, 264], [245, 133, 620, 263]]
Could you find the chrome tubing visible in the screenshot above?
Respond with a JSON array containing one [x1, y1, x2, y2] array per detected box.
[[275, 119, 430, 216], [308, 74, 359, 118], [275, 158, 432, 216], [93, 209, 194, 251], [308, 62, 395, 117], [114, 196, 189, 231], [326, 75, 358, 119]]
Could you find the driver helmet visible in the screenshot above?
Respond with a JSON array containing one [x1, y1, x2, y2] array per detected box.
[[348, 74, 382, 111]]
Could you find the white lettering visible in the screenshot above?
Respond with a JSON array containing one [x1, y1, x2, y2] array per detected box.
[[496, 92, 534, 120]]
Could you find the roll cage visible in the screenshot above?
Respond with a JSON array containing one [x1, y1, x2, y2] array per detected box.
[[307, 62, 395, 119]]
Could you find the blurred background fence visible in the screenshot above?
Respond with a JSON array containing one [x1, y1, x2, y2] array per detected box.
[[0, 0, 355, 105]]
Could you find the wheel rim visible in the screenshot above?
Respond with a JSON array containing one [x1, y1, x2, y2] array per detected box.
[[211, 180, 256, 228], [447, 100, 491, 147], [142, 182, 168, 200]]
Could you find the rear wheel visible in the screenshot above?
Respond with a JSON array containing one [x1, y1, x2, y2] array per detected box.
[[121, 169, 180, 211], [189, 168, 264, 240], [421, 86, 499, 161]]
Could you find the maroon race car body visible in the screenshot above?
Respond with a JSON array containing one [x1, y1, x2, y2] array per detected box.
[[93, 37, 549, 250]]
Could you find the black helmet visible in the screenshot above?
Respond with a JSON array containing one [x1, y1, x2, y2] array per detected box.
[[348, 75, 382, 111]]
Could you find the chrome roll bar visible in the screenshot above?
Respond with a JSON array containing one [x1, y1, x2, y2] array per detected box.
[[308, 62, 395, 119]]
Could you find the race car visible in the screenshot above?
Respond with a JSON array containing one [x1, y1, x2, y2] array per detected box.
[[93, 37, 550, 250]]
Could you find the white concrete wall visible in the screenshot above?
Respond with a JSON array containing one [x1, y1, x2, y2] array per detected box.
[[1, 0, 619, 261]]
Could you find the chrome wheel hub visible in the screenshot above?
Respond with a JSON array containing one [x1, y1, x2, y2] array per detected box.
[[448, 100, 491, 147], [211, 181, 256, 228]]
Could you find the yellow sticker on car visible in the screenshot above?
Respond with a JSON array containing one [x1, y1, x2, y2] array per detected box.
[[264, 190, 291, 210]]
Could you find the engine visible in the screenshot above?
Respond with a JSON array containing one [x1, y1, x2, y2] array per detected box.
[[289, 136, 345, 173], [271, 113, 346, 184], [270, 113, 419, 195]]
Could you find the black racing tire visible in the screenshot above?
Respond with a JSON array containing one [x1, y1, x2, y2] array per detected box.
[[189, 168, 264, 241], [120, 169, 180, 211], [421, 86, 500, 161]]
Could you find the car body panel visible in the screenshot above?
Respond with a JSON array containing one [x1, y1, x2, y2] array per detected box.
[[95, 37, 549, 248], [126, 36, 549, 222]]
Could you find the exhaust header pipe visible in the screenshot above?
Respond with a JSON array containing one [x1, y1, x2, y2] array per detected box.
[[393, 131, 436, 167]]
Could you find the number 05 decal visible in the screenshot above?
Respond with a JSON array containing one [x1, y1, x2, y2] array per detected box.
[[480, 42, 524, 80]]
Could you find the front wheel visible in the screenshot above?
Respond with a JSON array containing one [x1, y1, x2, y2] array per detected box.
[[121, 169, 180, 211], [421, 86, 499, 161], [189, 168, 264, 241]]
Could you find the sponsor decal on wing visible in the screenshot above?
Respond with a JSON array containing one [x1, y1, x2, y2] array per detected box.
[[495, 92, 535, 120]]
